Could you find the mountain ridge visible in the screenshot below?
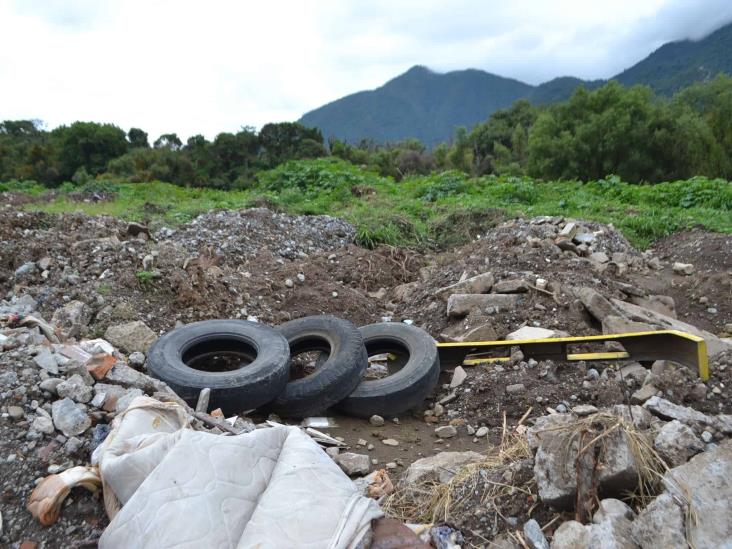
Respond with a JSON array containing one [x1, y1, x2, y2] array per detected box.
[[299, 22, 732, 145]]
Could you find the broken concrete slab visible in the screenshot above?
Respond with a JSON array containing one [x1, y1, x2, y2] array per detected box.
[[447, 293, 523, 317], [403, 451, 483, 486], [333, 452, 370, 476], [631, 492, 687, 549], [436, 272, 494, 300], [576, 287, 622, 322], [663, 440, 732, 548], [629, 295, 676, 319], [104, 321, 157, 354], [506, 326, 558, 340], [644, 396, 715, 429], [653, 420, 704, 467], [492, 279, 530, 294]]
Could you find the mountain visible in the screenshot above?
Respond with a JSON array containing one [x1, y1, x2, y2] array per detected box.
[[299, 22, 732, 145]]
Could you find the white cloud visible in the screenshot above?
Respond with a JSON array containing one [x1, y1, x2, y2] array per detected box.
[[0, 0, 730, 140]]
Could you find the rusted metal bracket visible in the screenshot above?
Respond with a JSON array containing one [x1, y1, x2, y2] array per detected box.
[[436, 330, 709, 381]]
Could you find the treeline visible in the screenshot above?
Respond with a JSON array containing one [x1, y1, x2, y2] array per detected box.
[[0, 121, 326, 188], [2, 75, 732, 187]]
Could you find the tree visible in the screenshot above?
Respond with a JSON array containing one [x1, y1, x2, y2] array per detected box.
[[153, 133, 182, 151], [51, 122, 128, 181], [447, 126, 471, 172], [127, 128, 149, 148], [258, 122, 325, 168]]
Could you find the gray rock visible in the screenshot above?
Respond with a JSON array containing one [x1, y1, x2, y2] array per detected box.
[[631, 384, 658, 404], [14, 262, 36, 278], [33, 348, 59, 374], [369, 415, 385, 426], [31, 415, 55, 435], [526, 414, 577, 450], [104, 321, 157, 353], [523, 519, 549, 549], [644, 396, 715, 428], [701, 430, 713, 443], [7, 405, 24, 419], [493, 279, 530, 294], [447, 293, 523, 317], [631, 493, 687, 549], [587, 512, 636, 549], [475, 426, 489, 437], [51, 300, 91, 337], [435, 425, 457, 439], [551, 520, 589, 548], [576, 287, 621, 322], [609, 405, 652, 430], [654, 420, 704, 467], [593, 499, 634, 524], [51, 398, 91, 437], [334, 452, 370, 476], [105, 362, 164, 393], [64, 436, 83, 455], [404, 451, 483, 485], [534, 417, 638, 508], [506, 383, 526, 394], [436, 272, 494, 300], [672, 262, 694, 275], [663, 440, 732, 548], [449, 366, 467, 388], [115, 388, 144, 412], [128, 351, 146, 368], [506, 326, 558, 340], [56, 374, 93, 403], [571, 405, 598, 416], [589, 251, 609, 264]]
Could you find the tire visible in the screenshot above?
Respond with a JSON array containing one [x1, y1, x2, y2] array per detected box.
[[336, 323, 440, 418], [269, 315, 368, 417], [147, 319, 290, 415]]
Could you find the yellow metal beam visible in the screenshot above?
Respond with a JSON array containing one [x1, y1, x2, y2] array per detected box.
[[437, 330, 709, 381]]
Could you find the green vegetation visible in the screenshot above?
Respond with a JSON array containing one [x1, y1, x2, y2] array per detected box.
[[14, 159, 731, 250]]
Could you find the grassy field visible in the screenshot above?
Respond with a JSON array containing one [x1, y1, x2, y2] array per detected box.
[[3, 158, 731, 250]]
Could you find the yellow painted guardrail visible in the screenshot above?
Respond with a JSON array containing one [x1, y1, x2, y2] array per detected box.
[[436, 330, 709, 381]]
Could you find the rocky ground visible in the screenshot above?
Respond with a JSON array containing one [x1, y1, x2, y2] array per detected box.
[[1, 201, 731, 548]]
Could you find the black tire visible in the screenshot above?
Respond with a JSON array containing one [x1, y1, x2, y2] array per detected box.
[[147, 319, 290, 415], [336, 323, 440, 418], [269, 315, 368, 417]]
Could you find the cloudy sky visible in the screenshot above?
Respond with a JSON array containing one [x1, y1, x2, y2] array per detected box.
[[1, 0, 731, 141]]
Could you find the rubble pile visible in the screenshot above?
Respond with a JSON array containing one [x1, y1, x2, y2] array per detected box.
[[1, 205, 731, 547]]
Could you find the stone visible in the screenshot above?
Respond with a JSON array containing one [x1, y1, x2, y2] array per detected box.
[[51, 300, 91, 337], [526, 414, 577, 450], [506, 383, 525, 394], [7, 405, 24, 419], [435, 425, 457, 439], [533, 417, 638, 508], [475, 426, 489, 437], [32, 415, 55, 434], [630, 384, 658, 404], [334, 452, 370, 476], [128, 351, 146, 368], [369, 415, 385, 427], [404, 451, 483, 485], [701, 430, 713, 443], [284, 278, 294, 288], [573, 232, 596, 245], [631, 492, 687, 548], [589, 251, 609, 264], [86, 353, 117, 380], [654, 420, 704, 467], [115, 388, 145, 412], [629, 295, 676, 318], [609, 405, 652, 430], [688, 383, 707, 401], [587, 512, 636, 548], [381, 438, 399, 446], [449, 366, 467, 388], [523, 519, 549, 549], [551, 520, 588, 548], [453, 321, 498, 342], [593, 499, 634, 523], [64, 436, 83, 454], [51, 398, 91, 437], [672, 262, 694, 276], [506, 326, 557, 340], [56, 374, 93, 403], [105, 362, 164, 393], [571, 405, 598, 416], [493, 279, 530, 294], [392, 281, 418, 302], [576, 287, 621, 322], [104, 321, 157, 353], [644, 396, 715, 428], [436, 272, 494, 300], [33, 348, 59, 375], [14, 262, 36, 278], [559, 222, 578, 239], [447, 293, 523, 317], [662, 440, 732, 548], [556, 238, 579, 254]]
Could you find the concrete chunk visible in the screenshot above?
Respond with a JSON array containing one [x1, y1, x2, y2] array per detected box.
[[447, 293, 523, 317]]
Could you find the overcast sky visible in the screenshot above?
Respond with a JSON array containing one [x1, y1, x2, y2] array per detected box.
[[1, 0, 731, 141]]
